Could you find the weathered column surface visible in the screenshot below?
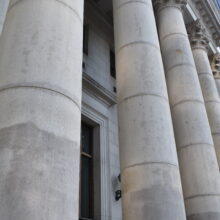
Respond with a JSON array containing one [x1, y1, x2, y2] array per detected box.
[[188, 20, 220, 169], [0, 0, 84, 220], [155, 0, 220, 219], [212, 53, 220, 96], [113, 0, 186, 220]]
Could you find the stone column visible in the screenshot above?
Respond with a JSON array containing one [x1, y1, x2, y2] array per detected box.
[[154, 0, 220, 219], [211, 53, 220, 96], [188, 20, 220, 169], [0, 0, 84, 220], [113, 1, 186, 220]]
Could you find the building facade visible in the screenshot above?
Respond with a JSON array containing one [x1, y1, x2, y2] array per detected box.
[[0, 0, 220, 220]]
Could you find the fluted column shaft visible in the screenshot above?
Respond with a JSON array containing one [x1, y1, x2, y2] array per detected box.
[[155, 1, 220, 219], [113, 0, 186, 219], [188, 21, 220, 169], [0, 0, 84, 220]]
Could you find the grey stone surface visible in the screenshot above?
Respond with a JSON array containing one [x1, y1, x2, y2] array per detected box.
[[215, 79, 220, 95], [188, 21, 220, 169], [156, 1, 220, 219], [0, 0, 84, 219], [83, 1, 115, 94], [82, 90, 122, 220], [212, 53, 220, 97], [0, 0, 219, 219], [113, 0, 186, 219], [187, 212, 220, 220], [0, 123, 78, 220], [0, 0, 9, 35]]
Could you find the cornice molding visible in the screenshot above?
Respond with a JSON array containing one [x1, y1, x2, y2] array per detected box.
[[189, 0, 220, 47], [187, 20, 210, 51], [211, 53, 220, 79], [82, 72, 117, 106]]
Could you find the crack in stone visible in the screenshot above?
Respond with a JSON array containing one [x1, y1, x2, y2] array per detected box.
[[122, 161, 178, 174], [0, 85, 81, 111], [185, 193, 220, 200], [166, 62, 196, 73], [171, 99, 204, 109], [177, 143, 214, 152], [116, 41, 160, 55], [161, 32, 188, 42], [116, 0, 152, 11], [119, 93, 168, 104]]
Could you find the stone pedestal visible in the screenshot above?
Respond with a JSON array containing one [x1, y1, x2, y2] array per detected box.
[[155, 1, 220, 219], [113, 0, 186, 219], [0, 0, 84, 220], [188, 20, 220, 169]]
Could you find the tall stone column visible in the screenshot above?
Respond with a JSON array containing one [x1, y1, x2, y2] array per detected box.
[[154, 0, 220, 219], [212, 53, 220, 96], [113, 0, 186, 219], [188, 20, 220, 169], [0, 0, 84, 220]]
